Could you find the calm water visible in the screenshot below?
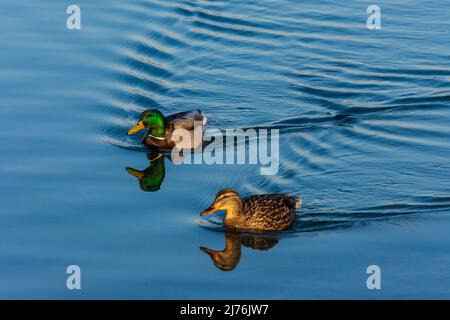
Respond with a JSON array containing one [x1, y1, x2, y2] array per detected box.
[[1, 0, 450, 298]]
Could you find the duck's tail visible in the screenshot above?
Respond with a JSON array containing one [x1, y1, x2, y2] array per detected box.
[[293, 196, 302, 209]]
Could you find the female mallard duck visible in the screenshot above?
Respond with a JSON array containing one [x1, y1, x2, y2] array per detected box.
[[128, 109, 207, 149], [201, 188, 301, 232]]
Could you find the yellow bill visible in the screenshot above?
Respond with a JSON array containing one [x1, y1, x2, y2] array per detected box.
[[126, 167, 144, 180], [128, 121, 145, 135]]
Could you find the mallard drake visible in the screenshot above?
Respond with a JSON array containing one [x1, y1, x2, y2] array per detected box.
[[128, 109, 207, 149], [201, 188, 301, 232], [125, 152, 165, 192], [200, 232, 279, 271]]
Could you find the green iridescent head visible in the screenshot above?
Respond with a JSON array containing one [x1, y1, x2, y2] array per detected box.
[[128, 109, 166, 138]]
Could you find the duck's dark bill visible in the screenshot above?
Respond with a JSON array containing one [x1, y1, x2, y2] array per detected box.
[[199, 246, 214, 255], [201, 205, 218, 215]]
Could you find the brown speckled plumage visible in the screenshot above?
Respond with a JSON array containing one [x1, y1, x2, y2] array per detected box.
[[202, 189, 301, 232]]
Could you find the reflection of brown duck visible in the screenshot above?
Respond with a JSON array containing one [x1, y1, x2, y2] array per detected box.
[[126, 152, 165, 192], [202, 189, 301, 232], [200, 232, 278, 272]]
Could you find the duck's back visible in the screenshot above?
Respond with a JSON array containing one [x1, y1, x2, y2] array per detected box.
[[166, 110, 206, 131], [167, 110, 206, 149], [240, 194, 300, 231]]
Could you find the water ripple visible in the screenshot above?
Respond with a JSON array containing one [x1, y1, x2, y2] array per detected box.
[[97, 0, 450, 231]]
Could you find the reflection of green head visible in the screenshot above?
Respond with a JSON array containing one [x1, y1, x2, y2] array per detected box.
[[126, 152, 165, 192]]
